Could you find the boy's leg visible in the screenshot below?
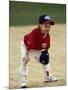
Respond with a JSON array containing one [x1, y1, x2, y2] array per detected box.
[[34, 50, 58, 82], [42, 63, 50, 76], [20, 60, 28, 87], [19, 41, 29, 88]]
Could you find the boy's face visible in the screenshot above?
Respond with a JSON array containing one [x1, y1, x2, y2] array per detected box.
[[39, 23, 51, 34]]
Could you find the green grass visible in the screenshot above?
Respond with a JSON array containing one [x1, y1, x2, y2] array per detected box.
[[9, 1, 66, 26]]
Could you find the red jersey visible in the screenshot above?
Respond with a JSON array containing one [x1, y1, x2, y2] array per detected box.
[[23, 27, 50, 50]]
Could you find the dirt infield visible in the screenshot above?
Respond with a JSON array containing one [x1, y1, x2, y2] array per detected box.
[[9, 24, 66, 89]]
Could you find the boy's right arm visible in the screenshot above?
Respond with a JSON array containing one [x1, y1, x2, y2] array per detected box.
[[21, 40, 30, 64]]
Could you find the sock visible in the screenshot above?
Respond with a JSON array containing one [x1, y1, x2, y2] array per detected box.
[[42, 64, 50, 77]]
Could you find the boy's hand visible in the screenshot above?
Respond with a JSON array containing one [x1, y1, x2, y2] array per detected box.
[[22, 51, 30, 64], [42, 43, 47, 48], [22, 56, 30, 64]]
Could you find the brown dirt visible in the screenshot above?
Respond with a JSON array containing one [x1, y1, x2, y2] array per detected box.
[[9, 24, 66, 89]]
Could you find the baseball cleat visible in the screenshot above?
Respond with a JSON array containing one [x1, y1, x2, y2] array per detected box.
[[45, 75, 58, 82], [21, 86, 27, 88], [20, 82, 27, 88]]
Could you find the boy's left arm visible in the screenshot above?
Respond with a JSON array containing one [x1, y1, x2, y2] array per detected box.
[[40, 34, 50, 65], [42, 34, 50, 50]]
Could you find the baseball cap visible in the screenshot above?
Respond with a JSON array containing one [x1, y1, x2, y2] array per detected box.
[[39, 14, 55, 25]]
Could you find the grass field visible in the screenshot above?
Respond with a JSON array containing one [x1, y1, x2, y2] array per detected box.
[[9, 24, 66, 89]]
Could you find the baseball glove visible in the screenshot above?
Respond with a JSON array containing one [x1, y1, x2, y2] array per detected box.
[[39, 50, 49, 65]]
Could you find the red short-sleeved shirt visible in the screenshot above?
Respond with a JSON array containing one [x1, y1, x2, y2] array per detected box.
[[23, 27, 50, 50]]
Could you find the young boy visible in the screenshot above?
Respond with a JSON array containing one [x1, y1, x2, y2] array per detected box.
[[20, 15, 58, 88]]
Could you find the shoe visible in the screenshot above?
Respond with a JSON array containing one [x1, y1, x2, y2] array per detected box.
[[45, 75, 58, 82], [21, 82, 27, 88], [21, 86, 27, 88]]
